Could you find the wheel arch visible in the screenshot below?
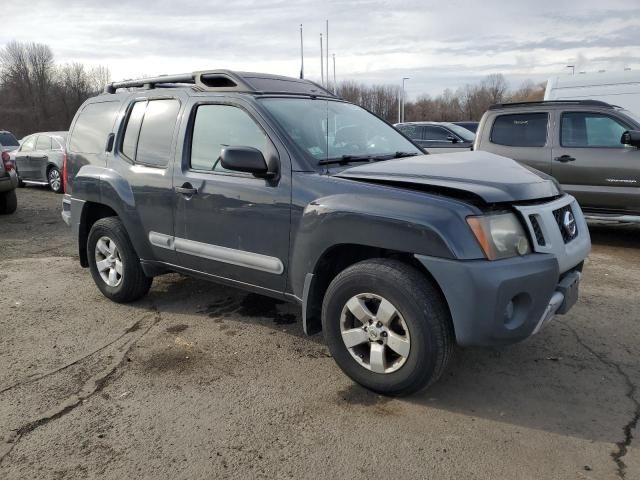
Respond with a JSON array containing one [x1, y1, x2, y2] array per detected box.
[[301, 243, 452, 337], [77, 202, 119, 267]]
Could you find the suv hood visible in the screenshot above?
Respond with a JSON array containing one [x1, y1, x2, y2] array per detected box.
[[334, 151, 560, 203]]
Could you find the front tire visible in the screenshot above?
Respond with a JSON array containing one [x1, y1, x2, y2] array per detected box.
[[322, 259, 454, 396], [87, 217, 152, 303], [0, 189, 18, 214], [48, 166, 63, 193]]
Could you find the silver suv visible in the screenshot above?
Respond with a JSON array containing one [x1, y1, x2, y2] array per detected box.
[[474, 100, 640, 222]]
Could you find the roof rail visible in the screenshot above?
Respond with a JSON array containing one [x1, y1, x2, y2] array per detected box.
[[104, 69, 335, 97], [488, 100, 617, 110]]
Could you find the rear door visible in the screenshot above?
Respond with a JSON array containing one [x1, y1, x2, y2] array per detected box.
[[479, 112, 553, 174], [171, 98, 291, 293], [110, 95, 183, 264], [33, 135, 52, 182], [15, 135, 36, 179], [551, 110, 640, 213]]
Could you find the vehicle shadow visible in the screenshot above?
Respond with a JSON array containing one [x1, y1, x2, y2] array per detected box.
[[588, 221, 640, 249], [136, 273, 322, 345]]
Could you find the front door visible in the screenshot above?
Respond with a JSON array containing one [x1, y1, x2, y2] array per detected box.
[[33, 135, 52, 182], [15, 135, 36, 180], [172, 100, 291, 294], [551, 110, 640, 213]]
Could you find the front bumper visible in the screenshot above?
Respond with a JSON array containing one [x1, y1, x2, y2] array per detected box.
[[416, 253, 583, 347]]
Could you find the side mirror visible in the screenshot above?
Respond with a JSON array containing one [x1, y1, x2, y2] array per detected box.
[[621, 130, 640, 148], [221, 146, 271, 177]]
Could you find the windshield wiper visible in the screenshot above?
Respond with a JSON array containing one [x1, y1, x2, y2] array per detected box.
[[318, 151, 420, 166], [391, 151, 420, 159], [317, 155, 374, 166]]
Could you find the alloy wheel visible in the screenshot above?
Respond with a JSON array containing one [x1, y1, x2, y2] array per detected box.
[[339, 293, 411, 374], [95, 236, 123, 287]]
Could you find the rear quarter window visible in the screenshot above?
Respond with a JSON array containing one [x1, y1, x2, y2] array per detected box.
[[69, 101, 120, 154], [119, 99, 180, 167], [490, 113, 548, 147]]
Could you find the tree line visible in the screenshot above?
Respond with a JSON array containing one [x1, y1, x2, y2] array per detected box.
[[0, 41, 109, 138], [0, 40, 545, 139], [336, 74, 545, 123]]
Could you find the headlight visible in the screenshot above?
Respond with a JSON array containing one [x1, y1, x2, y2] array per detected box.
[[466, 213, 531, 260]]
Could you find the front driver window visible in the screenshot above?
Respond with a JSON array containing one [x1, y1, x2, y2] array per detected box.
[[561, 112, 629, 148], [20, 136, 36, 152], [190, 104, 269, 173]]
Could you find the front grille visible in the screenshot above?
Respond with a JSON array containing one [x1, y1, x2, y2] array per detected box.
[[529, 215, 546, 246], [553, 204, 578, 243]]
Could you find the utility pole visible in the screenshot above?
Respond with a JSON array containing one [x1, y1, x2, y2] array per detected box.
[[332, 53, 336, 93], [326, 20, 329, 91], [320, 33, 324, 86], [299, 24, 304, 79], [401, 77, 409, 123]]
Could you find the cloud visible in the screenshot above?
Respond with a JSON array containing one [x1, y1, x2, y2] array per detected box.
[[0, 0, 639, 96]]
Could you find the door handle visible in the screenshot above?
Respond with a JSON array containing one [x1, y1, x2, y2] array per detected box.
[[554, 155, 576, 163], [175, 183, 197, 196]]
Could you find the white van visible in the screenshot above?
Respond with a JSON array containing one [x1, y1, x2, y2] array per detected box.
[[545, 71, 640, 116]]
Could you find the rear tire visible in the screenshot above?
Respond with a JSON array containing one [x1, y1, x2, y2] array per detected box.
[[322, 258, 454, 396], [87, 217, 152, 303], [48, 166, 63, 193], [0, 189, 17, 214]]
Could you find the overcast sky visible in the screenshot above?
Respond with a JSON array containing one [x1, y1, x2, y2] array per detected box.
[[2, 0, 639, 98]]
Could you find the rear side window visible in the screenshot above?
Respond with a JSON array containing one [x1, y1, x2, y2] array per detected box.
[[490, 113, 548, 147], [561, 112, 629, 147], [36, 135, 51, 151], [397, 125, 420, 139], [69, 101, 120, 154], [121, 101, 147, 161], [120, 99, 180, 167]]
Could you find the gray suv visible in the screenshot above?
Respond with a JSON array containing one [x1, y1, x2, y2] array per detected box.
[[62, 70, 591, 395], [475, 100, 640, 222]]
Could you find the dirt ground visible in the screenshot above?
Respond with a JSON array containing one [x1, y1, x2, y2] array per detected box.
[[0, 186, 638, 480]]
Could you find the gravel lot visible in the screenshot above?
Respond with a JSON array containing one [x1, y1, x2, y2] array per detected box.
[[0, 187, 638, 480]]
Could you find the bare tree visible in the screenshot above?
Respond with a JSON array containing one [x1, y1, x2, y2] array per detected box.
[[0, 41, 55, 132], [0, 41, 110, 136]]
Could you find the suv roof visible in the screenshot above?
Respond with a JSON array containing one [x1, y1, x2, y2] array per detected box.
[[488, 100, 619, 110], [104, 69, 335, 98]]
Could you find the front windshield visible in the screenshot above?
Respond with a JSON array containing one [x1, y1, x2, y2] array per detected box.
[[445, 123, 475, 142], [620, 108, 640, 125], [260, 98, 422, 163]]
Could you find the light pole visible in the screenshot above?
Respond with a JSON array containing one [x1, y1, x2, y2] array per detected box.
[[401, 77, 409, 123]]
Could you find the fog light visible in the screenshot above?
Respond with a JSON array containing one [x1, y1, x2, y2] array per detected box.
[[503, 293, 532, 330], [505, 300, 515, 322]]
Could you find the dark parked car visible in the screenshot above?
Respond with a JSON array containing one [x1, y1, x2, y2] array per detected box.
[[62, 70, 590, 395], [454, 121, 479, 133], [14, 131, 67, 193], [0, 145, 18, 214], [395, 121, 474, 153], [475, 100, 640, 223]]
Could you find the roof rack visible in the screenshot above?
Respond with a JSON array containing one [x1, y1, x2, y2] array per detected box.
[[104, 69, 335, 97], [489, 100, 617, 110]]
